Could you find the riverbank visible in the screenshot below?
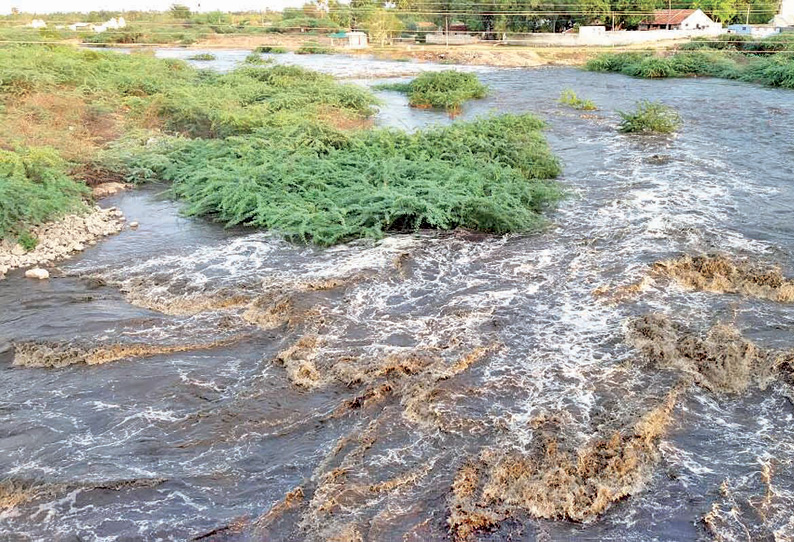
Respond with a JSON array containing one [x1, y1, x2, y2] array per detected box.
[[191, 33, 671, 67], [0, 205, 125, 279]]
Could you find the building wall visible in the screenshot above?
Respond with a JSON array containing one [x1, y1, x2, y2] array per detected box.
[[680, 10, 720, 30], [772, 0, 794, 26], [426, 33, 481, 45], [505, 27, 724, 46]]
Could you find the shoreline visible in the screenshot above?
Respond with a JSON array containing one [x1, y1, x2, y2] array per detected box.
[[0, 202, 127, 280]]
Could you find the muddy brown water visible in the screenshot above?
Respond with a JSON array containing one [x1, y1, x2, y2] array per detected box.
[[1, 52, 794, 541]]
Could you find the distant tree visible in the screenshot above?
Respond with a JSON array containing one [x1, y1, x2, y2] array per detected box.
[[364, 7, 403, 44], [170, 4, 191, 19]]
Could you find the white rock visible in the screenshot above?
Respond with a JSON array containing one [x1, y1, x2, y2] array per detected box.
[[11, 244, 25, 256], [25, 268, 50, 280], [129, 221, 139, 229]]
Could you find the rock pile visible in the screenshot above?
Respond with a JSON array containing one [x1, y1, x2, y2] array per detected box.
[[0, 205, 125, 279]]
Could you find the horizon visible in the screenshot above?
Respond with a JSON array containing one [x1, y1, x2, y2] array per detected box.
[[0, 0, 307, 15]]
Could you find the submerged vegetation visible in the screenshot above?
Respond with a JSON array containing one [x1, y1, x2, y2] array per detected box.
[[558, 89, 597, 110], [243, 52, 272, 64], [254, 45, 288, 54], [295, 41, 333, 54], [187, 53, 216, 61], [618, 100, 681, 134], [0, 44, 561, 245], [587, 50, 794, 90], [374, 71, 488, 111]]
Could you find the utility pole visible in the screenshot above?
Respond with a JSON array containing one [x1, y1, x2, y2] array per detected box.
[[746, 4, 751, 24], [667, 0, 671, 29], [445, 15, 449, 47]]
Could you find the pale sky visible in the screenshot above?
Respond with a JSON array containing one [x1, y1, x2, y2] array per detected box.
[[0, 0, 305, 15]]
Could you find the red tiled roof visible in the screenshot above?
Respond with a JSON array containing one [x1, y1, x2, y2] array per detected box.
[[646, 9, 697, 25]]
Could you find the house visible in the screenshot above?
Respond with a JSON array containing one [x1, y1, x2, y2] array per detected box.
[[347, 31, 368, 48], [328, 31, 368, 49], [68, 22, 93, 32], [104, 17, 126, 30], [771, 0, 794, 27], [640, 9, 719, 31]]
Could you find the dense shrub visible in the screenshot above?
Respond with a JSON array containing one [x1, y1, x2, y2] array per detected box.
[[254, 45, 288, 53], [373, 71, 487, 111], [618, 100, 682, 134], [0, 147, 88, 238], [295, 41, 333, 54], [122, 114, 562, 245], [586, 51, 794, 90], [188, 53, 216, 61], [243, 52, 272, 64], [1, 45, 563, 245]]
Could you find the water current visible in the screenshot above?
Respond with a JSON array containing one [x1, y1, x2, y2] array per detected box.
[[1, 50, 793, 541]]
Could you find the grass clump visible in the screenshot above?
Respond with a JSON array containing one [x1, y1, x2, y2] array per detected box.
[[243, 53, 272, 64], [0, 147, 88, 239], [188, 53, 216, 61], [0, 45, 377, 238], [17, 230, 39, 252], [373, 71, 487, 111], [254, 45, 288, 54], [295, 42, 332, 55], [618, 100, 681, 135], [586, 51, 794, 90], [1, 45, 562, 246], [122, 114, 562, 246], [558, 89, 597, 110]]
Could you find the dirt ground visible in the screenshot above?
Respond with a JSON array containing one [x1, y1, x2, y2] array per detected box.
[[192, 33, 682, 68]]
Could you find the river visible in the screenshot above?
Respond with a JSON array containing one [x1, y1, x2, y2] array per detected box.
[[1, 51, 793, 541]]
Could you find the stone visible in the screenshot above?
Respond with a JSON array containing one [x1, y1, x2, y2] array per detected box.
[[92, 182, 129, 199], [11, 244, 25, 256], [129, 221, 139, 229], [25, 268, 50, 280]]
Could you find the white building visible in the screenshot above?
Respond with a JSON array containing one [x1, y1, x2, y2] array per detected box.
[[640, 9, 721, 31], [68, 22, 93, 32], [346, 31, 368, 49], [727, 24, 780, 37], [772, 0, 794, 27], [28, 19, 47, 29]]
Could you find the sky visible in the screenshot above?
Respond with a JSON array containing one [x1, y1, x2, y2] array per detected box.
[[0, 0, 306, 15]]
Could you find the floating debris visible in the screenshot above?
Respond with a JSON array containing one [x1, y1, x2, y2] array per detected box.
[[13, 335, 248, 368], [654, 255, 794, 303], [703, 461, 794, 541], [448, 389, 681, 540], [627, 314, 792, 394]]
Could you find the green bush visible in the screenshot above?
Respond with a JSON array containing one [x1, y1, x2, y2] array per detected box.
[[558, 89, 597, 110], [17, 231, 38, 251], [268, 17, 341, 34], [243, 53, 272, 64], [373, 71, 487, 111], [585, 52, 650, 72], [188, 53, 216, 61], [585, 50, 794, 90], [122, 114, 562, 245], [0, 147, 88, 238], [254, 45, 288, 53], [620, 56, 677, 78], [618, 100, 682, 134], [295, 41, 333, 54]]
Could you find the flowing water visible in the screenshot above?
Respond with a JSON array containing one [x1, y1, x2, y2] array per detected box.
[[1, 52, 794, 541]]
